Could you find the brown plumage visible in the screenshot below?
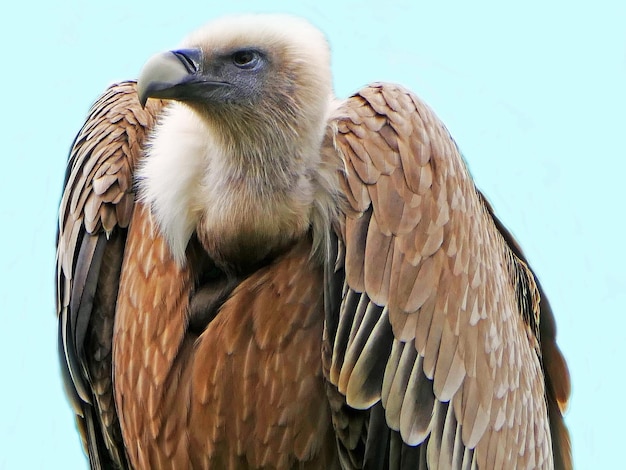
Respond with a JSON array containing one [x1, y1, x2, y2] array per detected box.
[[56, 14, 571, 470]]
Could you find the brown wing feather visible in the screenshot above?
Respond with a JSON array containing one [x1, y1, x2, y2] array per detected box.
[[325, 83, 571, 469], [56, 81, 163, 468]]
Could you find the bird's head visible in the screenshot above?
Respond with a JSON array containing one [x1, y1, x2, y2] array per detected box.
[[137, 14, 333, 152], [135, 15, 340, 268]]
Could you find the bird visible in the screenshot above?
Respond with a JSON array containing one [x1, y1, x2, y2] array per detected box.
[[56, 13, 571, 470]]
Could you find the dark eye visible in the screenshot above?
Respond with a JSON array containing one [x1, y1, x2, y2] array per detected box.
[[231, 50, 260, 69]]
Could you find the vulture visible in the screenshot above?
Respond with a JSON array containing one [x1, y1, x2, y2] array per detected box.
[[56, 14, 572, 470]]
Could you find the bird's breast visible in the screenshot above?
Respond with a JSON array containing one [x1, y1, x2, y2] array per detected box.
[[196, 184, 313, 269], [113, 204, 338, 469]]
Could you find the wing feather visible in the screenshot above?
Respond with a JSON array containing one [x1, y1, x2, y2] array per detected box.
[[363, 216, 394, 304], [383, 340, 415, 430], [399, 353, 435, 445], [324, 83, 571, 469], [337, 293, 381, 396], [56, 81, 163, 468], [345, 305, 393, 408]]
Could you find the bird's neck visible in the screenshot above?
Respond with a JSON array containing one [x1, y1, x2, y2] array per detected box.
[[196, 142, 316, 271], [139, 102, 333, 269], [206, 107, 314, 193]]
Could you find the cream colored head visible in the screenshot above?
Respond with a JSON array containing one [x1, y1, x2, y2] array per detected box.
[[139, 14, 333, 154]]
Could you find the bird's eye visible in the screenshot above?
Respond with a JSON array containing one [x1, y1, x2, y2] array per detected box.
[[231, 50, 260, 69]]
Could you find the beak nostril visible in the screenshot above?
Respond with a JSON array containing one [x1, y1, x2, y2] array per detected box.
[[172, 49, 202, 74]]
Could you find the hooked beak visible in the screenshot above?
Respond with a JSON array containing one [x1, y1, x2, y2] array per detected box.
[[137, 48, 228, 107]]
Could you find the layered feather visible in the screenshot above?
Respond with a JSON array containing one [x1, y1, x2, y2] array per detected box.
[[323, 83, 571, 469]]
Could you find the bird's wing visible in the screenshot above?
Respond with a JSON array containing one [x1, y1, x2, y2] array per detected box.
[[478, 193, 571, 470], [323, 83, 571, 469], [56, 81, 163, 469]]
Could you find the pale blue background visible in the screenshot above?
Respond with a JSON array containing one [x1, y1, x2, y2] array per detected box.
[[1, 0, 623, 468]]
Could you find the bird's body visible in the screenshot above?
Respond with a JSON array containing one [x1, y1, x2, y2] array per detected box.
[[114, 208, 337, 469], [56, 14, 571, 469]]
